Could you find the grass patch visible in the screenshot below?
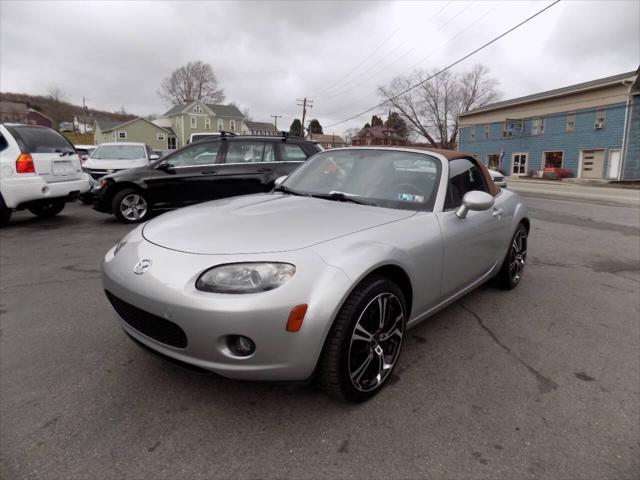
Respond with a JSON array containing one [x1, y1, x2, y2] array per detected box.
[[63, 132, 94, 145]]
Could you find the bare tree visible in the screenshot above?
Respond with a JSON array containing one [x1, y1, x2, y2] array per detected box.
[[158, 61, 225, 105], [47, 86, 66, 130], [378, 64, 499, 149]]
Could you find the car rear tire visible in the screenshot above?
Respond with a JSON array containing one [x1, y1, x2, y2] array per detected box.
[[112, 188, 150, 224], [493, 223, 528, 290], [0, 198, 11, 227], [318, 275, 406, 402], [28, 200, 65, 218]]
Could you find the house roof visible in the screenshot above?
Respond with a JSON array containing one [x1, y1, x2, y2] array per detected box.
[[75, 114, 95, 123], [162, 101, 245, 118], [0, 101, 28, 114], [310, 133, 346, 143], [94, 118, 122, 131], [246, 121, 277, 131], [353, 126, 402, 139], [460, 70, 637, 117], [27, 108, 53, 121], [96, 116, 171, 134]]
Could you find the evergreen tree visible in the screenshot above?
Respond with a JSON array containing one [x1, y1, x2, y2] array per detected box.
[[289, 118, 303, 136]]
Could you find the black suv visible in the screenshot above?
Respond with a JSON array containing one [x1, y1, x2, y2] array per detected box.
[[93, 134, 322, 223]]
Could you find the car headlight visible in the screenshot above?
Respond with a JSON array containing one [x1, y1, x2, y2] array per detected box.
[[196, 262, 296, 294]]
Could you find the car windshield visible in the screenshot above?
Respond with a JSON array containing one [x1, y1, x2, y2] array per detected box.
[[91, 145, 146, 160], [281, 149, 441, 211]]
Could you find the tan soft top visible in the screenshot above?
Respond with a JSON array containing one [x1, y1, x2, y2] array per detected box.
[[408, 147, 500, 196]]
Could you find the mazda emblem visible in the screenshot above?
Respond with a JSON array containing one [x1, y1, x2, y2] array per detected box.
[[133, 259, 152, 275]]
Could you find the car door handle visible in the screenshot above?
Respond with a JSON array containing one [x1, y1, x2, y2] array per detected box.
[[201, 170, 217, 175], [256, 168, 272, 173], [492, 208, 504, 218]]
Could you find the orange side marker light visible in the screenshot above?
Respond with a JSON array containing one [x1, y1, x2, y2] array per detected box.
[[286, 304, 308, 332]]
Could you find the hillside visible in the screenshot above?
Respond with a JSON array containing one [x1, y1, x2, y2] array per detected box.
[[0, 91, 136, 129]]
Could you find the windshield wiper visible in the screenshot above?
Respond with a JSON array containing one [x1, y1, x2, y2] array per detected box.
[[310, 191, 377, 206], [274, 185, 308, 197]]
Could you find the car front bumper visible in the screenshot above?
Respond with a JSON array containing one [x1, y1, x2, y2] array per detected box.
[[101, 228, 352, 381]]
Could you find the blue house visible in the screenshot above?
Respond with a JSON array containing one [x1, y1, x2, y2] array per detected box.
[[458, 70, 639, 180]]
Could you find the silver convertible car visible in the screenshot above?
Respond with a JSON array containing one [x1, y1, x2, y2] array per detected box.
[[102, 147, 529, 402]]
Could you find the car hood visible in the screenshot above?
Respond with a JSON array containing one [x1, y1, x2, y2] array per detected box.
[[83, 158, 148, 170], [142, 193, 416, 254]]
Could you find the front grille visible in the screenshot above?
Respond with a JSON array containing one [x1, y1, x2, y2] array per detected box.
[[105, 291, 188, 348]]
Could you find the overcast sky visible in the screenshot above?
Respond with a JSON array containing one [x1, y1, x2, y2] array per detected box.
[[1, 0, 638, 135]]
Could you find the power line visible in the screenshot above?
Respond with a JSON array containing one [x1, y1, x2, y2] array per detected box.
[[314, 1, 453, 98], [320, 2, 495, 105], [324, 0, 562, 129], [319, 1, 471, 102]]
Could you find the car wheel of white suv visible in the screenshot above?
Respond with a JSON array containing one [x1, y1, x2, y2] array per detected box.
[[28, 200, 65, 218], [0, 197, 11, 227]]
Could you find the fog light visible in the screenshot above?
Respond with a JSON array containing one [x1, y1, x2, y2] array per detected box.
[[228, 335, 255, 357]]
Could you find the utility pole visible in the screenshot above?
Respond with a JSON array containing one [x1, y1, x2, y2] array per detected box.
[[296, 97, 313, 138], [270, 114, 282, 130]]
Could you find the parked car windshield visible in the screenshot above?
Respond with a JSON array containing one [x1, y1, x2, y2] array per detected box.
[[91, 145, 146, 160], [281, 149, 441, 211], [6, 125, 75, 154]]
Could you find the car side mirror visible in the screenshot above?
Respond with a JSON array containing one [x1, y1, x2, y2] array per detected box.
[[80, 154, 89, 161], [150, 154, 160, 160], [274, 175, 287, 188], [456, 191, 494, 219], [156, 162, 175, 172]]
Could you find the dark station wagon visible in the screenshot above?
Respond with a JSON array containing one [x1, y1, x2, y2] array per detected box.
[[93, 134, 322, 223]]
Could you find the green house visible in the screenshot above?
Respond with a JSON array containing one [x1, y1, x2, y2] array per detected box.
[[93, 117, 174, 151], [160, 100, 248, 148]]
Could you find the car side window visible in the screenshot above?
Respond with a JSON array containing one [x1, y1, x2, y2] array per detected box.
[[281, 144, 308, 161], [444, 158, 489, 209], [167, 142, 220, 167], [0, 133, 8, 152], [225, 141, 272, 163]]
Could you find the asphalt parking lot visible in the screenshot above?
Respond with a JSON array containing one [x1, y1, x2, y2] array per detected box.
[[1, 191, 639, 480]]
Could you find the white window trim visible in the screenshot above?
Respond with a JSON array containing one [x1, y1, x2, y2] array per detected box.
[[190, 116, 197, 128], [205, 118, 211, 129], [469, 126, 476, 142], [511, 152, 529, 176], [117, 131, 127, 139], [230, 120, 236, 131], [595, 109, 606, 129], [532, 117, 545, 136], [483, 125, 489, 141], [217, 119, 224, 130], [566, 112, 576, 132]]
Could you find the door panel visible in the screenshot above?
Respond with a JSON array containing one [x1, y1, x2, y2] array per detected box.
[[213, 141, 298, 198], [512, 153, 527, 176], [581, 149, 605, 179], [146, 141, 222, 208], [437, 208, 504, 296], [439, 157, 505, 297]]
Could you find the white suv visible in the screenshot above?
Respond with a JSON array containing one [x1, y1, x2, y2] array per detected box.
[[0, 124, 90, 226]]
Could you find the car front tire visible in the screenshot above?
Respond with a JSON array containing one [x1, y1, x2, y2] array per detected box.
[[112, 188, 150, 224], [28, 200, 65, 218], [318, 275, 406, 402], [494, 223, 528, 290]]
